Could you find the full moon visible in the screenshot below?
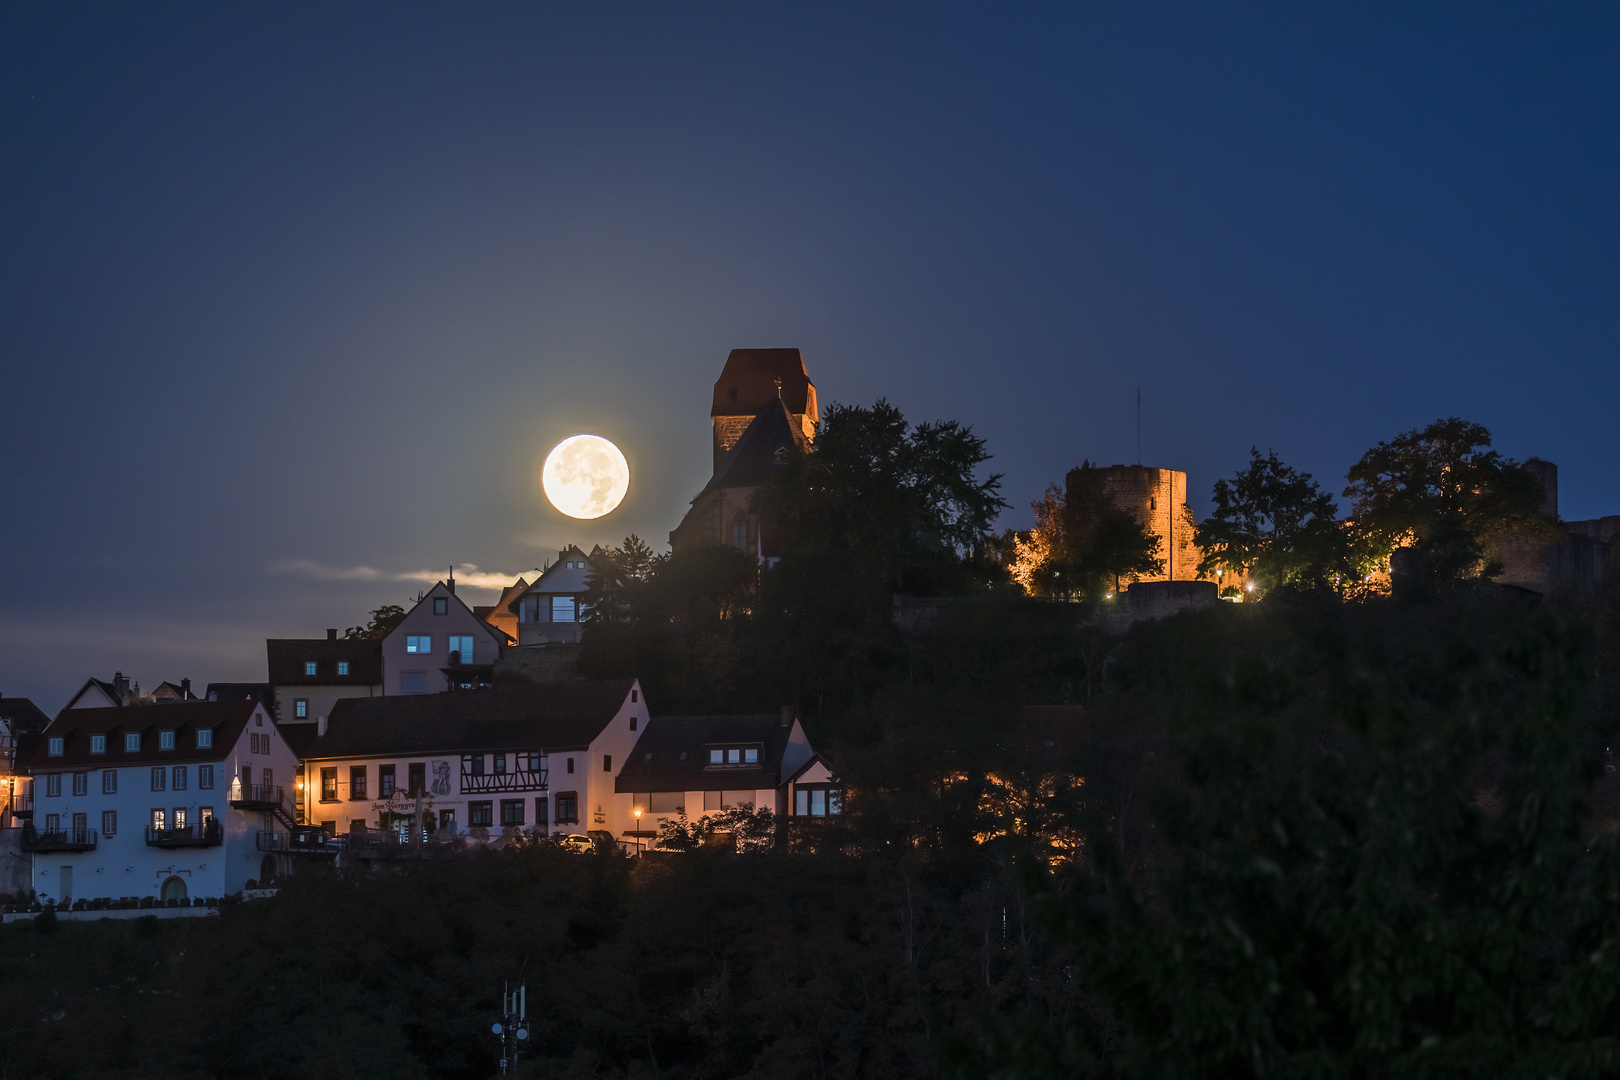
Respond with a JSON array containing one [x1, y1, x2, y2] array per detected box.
[[542, 434, 630, 519]]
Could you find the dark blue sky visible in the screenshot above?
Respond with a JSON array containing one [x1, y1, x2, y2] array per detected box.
[[4, 4, 1618, 710]]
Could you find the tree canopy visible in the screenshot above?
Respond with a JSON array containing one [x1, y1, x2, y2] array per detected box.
[[1195, 447, 1350, 595]]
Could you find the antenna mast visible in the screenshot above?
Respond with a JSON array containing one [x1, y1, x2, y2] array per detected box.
[[1136, 385, 1142, 465]]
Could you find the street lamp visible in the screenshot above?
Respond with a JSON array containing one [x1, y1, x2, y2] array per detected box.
[[634, 807, 643, 855]]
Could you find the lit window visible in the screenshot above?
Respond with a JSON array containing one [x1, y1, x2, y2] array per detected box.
[[448, 635, 474, 663], [406, 635, 431, 654], [125, 733, 140, 752], [294, 699, 308, 719], [304, 661, 317, 676], [160, 731, 175, 750], [197, 729, 212, 749], [90, 735, 105, 754], [551, 597, 576, 623], [151, 809, 166, 831], [337, 660, 350, 676], [433, 597, 448, 615], [48, 737, 63, 757]]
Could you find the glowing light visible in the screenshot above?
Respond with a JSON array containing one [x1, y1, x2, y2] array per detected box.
[[1245, 581, 1256, 592], [542, 435, 630, 519]]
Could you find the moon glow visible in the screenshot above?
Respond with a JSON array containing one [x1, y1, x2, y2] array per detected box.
[[542, 434, 630, 519]]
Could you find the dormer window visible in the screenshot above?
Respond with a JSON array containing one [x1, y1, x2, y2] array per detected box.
[[707, 746, 760, 767], [304, 661, 317, 676], [159, 731, 175, 750], [433, 597, 448, 615], [197, 729, 213, 749], [48, 737, 63, 757], [125, 733, 140, 752], [337, 660, 350, 676], [90, 735, 106, 754]]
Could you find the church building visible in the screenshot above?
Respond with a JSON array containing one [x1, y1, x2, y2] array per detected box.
[[668, 348, 818, 558]]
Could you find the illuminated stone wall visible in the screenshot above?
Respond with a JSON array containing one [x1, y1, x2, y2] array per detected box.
[[1084, 465, 1206, 584]]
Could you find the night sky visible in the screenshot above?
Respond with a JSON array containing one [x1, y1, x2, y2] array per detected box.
[[3, 5, 1618, 711]]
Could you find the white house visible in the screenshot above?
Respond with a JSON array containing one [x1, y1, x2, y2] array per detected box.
[[294, 679, 648, 847], [613, 710, 839, 847], [381, 577, 508, 695], [23, 699, 301, 905], [507, 546, 598, 646]]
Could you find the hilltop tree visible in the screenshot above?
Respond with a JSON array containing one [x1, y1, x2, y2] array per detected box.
[[344, 603, 407, 640], [1344, 417, 1554, 587], [1196, 448, 1350, 596], [1010, 465, 1163, 598]]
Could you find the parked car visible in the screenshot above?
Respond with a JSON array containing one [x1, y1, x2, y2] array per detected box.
[[554, 833, 594, 854]]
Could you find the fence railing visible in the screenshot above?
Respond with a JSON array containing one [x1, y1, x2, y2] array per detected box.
[[22, 825, 97, 851], [145, 819, 222, 847]]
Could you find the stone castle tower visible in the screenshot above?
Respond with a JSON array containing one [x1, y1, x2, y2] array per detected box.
[[709, 349, 818, 472], [1079, 464, 1203, 583]]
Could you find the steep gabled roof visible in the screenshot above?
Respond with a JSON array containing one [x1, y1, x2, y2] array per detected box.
[[692, 399, 804, 500], [615, 714, 805, 793], [308, 680, 637, 760], [508, 548, 596, 612], [711, 348, 817, 422]]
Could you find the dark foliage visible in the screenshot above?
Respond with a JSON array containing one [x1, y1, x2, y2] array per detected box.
[[1196, 447, 1352, 595]]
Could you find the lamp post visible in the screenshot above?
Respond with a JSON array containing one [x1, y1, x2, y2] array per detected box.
[[634, 807, 643, 856]]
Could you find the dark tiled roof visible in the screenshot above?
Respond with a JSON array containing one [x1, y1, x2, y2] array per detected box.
[[694, 400, 803, 498], [206, 682, 275, 707], [711, 348, 817, 421], [615, 714, 797, 793], [0, 697, 50, 733], [309, 681, 636, 761], [267, 638, 383, 685], [23, 700, 260, 770]]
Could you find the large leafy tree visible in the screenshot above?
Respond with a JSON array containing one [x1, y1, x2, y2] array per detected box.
[[344, 604, 407, 640], [1344, 417, 1553, 586], [1196, 448, 1349, 595]]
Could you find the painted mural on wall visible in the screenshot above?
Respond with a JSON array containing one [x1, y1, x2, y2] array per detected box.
[[431, 760, 451, 796]]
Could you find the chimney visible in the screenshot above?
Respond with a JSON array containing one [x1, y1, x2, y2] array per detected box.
[[326, 628, 337, 641], [113, 672, 129, 700], [781, 705, 794, 729], [447, 566, 456, 596], [180, 678, 191, 699], [317, 715, 328, 737]]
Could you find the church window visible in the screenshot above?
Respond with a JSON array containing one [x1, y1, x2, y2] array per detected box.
[[731, 517, 748, 550]]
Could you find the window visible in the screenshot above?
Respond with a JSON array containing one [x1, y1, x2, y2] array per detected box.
[[448, 635, 474, 663], [304, 661, 318, 676], [631, 688, 638, 702], [256, 712, 263, 726], [494, 753, 507, 775], [103, 771, 117, 795], [731, 518, 747, 549], [349, 766, 367, 800], [319, 819, 335, 836], [294, 699, 308, 719], [708, 745, 760, 767], [173, 808, 187, 830], [46, 774, 61, 798], [173, 766, 187, 792], [745, 748, 758, 764], [433, 597, 448, 615], [405, 635, 432, 654], [651, 791, 683, 814], [263, 767, 273, 788], [554, 792, 578, 823], [378, 765, 395, 798], [603, 754, 612, 772], [630, 715, 637, 731], [465, 754, 485, 776], [90, 735, 105, 754], [199, 764, 214, 790], [439, 809, 456, 832], [728, 749, 740, 764], [45, 813, 59, 832], [500, 800, 524, 826], [125, 733, 140, 752], [795, 786, 844, 817], [408, 762, 425, 795], [72, 773, 87, 797], [151, 767, 166, 792], [199, 807, 214, 825], [709, 749, 722, 765], [320, 767, 338, 801], [102, 810, 116, 836], [48, 737, 63, 757], [566, 757, 574, 774], [337, 660, 350, 676], [151, 809, 166, 831], [468, 801, 493, 827], [400, 671, 427, 693], [197, 729, 212, 749], [160, 731, 175, 750], [519, 752, 543, 772], [551, 596, 576, 622], [535, 797, 549, 828]]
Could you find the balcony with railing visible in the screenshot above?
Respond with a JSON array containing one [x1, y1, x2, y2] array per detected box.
[[145, 819, 222, 848], [459, 768, 548, 795], [22, 825, 97, 852], [8, 791, 33, 820], [259, 827, 341, 855]]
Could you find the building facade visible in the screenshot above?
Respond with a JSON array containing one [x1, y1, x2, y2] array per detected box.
[[508, 547, 597, 646], [382, 579, 509, 695], [23, 699, 301, 905], [267, 630, 382, 725]]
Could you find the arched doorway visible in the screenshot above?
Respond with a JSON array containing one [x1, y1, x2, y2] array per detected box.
[[160, 876, 187, 902], [259, 855, 277, 885]]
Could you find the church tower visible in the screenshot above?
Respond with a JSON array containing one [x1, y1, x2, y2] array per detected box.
[[709, 349, 818, 472]]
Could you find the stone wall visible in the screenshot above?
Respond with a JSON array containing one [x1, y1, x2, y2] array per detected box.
[[1086, 465, 1204, 584]]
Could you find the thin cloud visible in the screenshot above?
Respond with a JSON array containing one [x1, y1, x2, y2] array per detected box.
[[273, 560, 526, 592]]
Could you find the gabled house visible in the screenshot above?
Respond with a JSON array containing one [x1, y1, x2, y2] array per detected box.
[[64, 673, 139, 710], [614, 710, 836, 847], [267, 630, 383, 724], [473, 577, 530, 646], [507, 547, 598, 646], [22, 699, 301, 905], [382, 577, 509, 695], [295, 680, 647, 847]]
